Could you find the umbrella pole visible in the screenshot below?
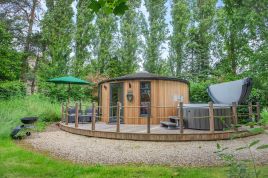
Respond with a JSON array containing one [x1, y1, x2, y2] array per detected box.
[[68, 83, 70, 105]]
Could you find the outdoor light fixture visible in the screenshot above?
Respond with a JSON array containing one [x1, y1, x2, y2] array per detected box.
[[129, 83, 131, 88], [104, 85, 107, 90], [127, 91, 133, 102]]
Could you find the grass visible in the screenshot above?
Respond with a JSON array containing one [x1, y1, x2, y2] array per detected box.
[[0, 139, 267, 178], [0, 139, 226, 178], [0, 95, 268, 177], [0, 95, 61, 138]]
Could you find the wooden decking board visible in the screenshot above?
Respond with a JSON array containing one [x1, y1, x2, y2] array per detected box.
[[59, 122, 258, 142]]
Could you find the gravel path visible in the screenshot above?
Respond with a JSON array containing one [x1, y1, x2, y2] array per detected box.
[[24, 125, 268, 166]]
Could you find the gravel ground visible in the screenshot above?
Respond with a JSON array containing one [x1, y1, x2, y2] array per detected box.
[[24, 124, 268, 166]]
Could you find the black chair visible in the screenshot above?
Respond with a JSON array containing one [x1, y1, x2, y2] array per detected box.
[[68, 108, 82, 123], [78, 108, 93, 123]]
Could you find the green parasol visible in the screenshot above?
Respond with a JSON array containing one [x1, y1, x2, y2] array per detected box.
[[47, 76, 92, 102]]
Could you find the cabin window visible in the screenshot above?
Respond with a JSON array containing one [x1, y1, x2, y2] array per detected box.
[[140, 81, 151, 116]]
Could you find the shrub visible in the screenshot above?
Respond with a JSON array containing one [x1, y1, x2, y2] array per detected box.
[[247, 88, 267, 107], [0, 80, 26, 99], [39, 110, 61, 122], [260, 108, 268, 126], [190, 81, 210, 103]]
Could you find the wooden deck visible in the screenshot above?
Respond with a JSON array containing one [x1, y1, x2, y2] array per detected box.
[[66, 122, 228, 134], [59, 122, 256, 142]]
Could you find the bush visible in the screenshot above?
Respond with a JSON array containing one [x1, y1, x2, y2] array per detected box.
[[39, 110, 61, 122], [0, 80, 26, 99], [247, 88, 267, 107], [190, 82, 210, 103], [260, 108, 268, 126]]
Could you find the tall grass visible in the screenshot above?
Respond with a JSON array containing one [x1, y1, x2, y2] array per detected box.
[[260, 108, 268, 125], [0, 95, 61, 138]]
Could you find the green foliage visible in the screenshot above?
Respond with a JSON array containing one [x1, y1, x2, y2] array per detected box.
[[257, 144, 268, 150], [89, 0, 129, 15], [118, 0, 141, 75], [0, 20, 22, 81], [248, 88, 267, 107], [169, 0, 190, 76], [0, 0, 267, 109], [39, 110, 60, 122], [260, 108, 268, 126], [0, 81, 26, 99], [73, 0, 96, 77], [215, 139, 268, 178], [92, 12, 117, 76], [143, 0, 167, 74], [40, 0, 74, 78], [185, 0, 217, 80], [0, 95, 61, 138], [37, 80, 92, 102], [189, 81, 210, 103]]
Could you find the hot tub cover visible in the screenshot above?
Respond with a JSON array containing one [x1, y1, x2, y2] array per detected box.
[[207, 78, 252, 105]]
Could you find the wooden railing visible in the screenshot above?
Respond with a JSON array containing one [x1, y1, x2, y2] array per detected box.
[[61, 101, 261, 134]]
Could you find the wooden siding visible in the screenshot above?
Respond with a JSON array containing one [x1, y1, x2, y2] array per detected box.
[[99, 80, 189, 124], [99, 83, 110, 123]]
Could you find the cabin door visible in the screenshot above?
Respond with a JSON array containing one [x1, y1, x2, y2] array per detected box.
[[109, 83, 124, 123]]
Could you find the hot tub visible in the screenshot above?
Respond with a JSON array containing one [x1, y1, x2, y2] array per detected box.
[[183, 104, 232, 130]]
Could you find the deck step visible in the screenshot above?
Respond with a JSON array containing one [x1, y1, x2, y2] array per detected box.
[[160, 121, 178, 130]]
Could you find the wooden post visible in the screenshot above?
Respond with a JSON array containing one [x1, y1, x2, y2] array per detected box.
[[65, 101, 69, 125], [75, 103, 78, 128], [232, 102, 238, 131], [179, 102, 184, 134], [209, 102, 214, 133], [256, 102, 260, 122], [147, 103, 151, 134], [175, 101, 179, 116], [61, 103, 64, 122], [92, 102, 96, 131], [248, 102, 253, 121], [116, 102, 121, 133]]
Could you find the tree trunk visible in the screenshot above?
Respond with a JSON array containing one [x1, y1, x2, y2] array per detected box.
[[20, 0, 38, 82], [30, 55, 40, 94]]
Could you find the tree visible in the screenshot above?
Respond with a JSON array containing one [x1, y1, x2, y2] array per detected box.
[[73, 0, 96, 77], [118, 0, 142, 75], [0, 20, 22, 81], [40, 0, 74, 78], [144, 0, 167, 74], [169, 0, 190, 76], [93, 12, 117, 76], [0, 0, 41, 82], [185, 0, 217, 80]]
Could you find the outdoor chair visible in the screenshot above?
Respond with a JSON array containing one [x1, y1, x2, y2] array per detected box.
[[78, 108, 93, 123], [68, 108, 82, 123]]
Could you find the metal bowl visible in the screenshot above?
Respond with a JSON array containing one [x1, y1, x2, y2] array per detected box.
[[21, 117, 38, 124]]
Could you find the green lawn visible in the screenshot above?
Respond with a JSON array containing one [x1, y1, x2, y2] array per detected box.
[[0, 139, 225, 178], [0, 96, 268, 178], [1, 139, 268, 178]]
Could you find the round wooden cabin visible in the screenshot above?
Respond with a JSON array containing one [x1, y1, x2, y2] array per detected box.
[[98, 72, 189, 125]]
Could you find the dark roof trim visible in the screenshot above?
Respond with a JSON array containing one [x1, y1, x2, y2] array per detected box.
[[98, 72, 189, 85]]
